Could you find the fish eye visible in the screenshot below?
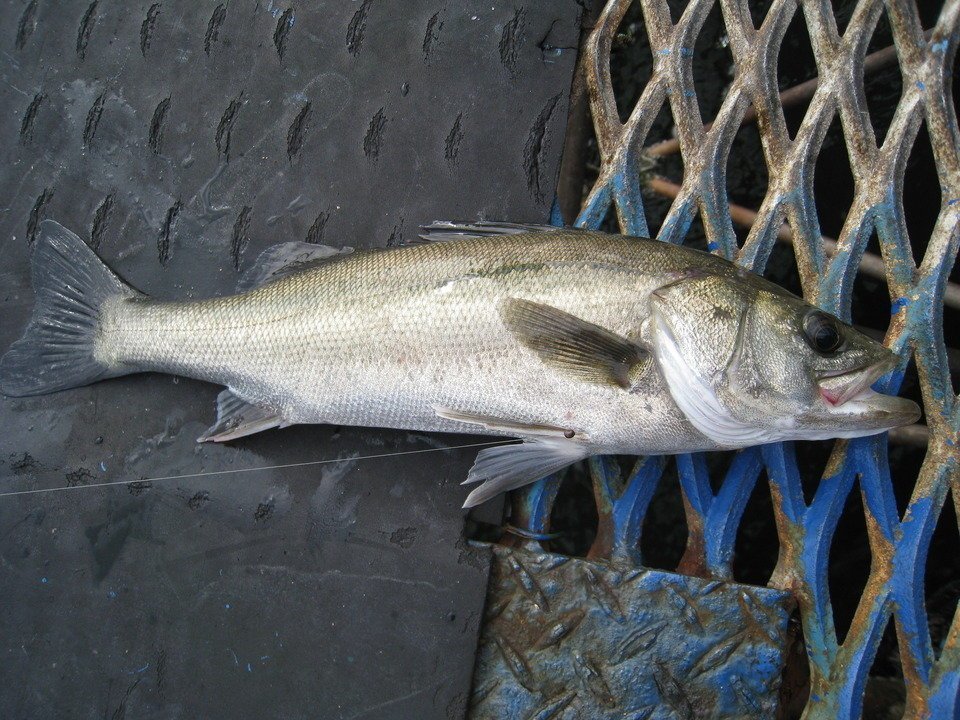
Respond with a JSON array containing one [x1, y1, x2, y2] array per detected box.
[[802, 311, 845, 355]]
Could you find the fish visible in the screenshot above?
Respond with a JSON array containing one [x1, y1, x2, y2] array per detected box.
[[0, 220, 920, 507]]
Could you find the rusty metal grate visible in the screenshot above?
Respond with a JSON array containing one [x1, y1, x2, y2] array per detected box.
[[498, 0, 958, 717]]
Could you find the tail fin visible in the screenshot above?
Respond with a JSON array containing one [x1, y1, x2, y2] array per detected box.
[[0, 220, 139, 397]]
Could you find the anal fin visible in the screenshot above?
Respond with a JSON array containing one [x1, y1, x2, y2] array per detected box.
[[197, 389, 288, 443]]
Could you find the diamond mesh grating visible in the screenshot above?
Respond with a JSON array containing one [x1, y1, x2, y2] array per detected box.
[[528, 1, 958, 717]]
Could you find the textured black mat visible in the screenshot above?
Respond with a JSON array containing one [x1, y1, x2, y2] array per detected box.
[[0, 2, 580, 717]]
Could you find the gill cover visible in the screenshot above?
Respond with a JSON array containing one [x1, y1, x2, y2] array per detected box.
[[650, 272, 782, 446]]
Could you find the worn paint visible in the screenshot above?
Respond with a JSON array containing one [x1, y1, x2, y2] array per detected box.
[[470, 546, 794, 719], [474, 0, 960, 717]]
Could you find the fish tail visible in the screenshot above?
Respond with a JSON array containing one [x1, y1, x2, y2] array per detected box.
[[0, 220, 141, 397]]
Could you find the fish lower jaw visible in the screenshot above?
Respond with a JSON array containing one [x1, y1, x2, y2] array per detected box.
[[816, 356, 898, 407], [823, 385, 885, 413], [819, 385, 921, 429]]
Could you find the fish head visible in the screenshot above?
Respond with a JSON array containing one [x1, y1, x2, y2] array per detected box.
[[650, 271, 920, 445]]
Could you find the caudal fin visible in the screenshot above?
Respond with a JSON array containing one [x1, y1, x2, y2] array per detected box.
[[0, 220, 140, 397]]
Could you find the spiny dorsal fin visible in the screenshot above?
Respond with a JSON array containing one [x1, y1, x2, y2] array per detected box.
[[501, 299, 649, 389], [197, 389, 288, 442], [417, 221, 575, 243], [238, 242, 353, 292], [461, 439, 588, 508]]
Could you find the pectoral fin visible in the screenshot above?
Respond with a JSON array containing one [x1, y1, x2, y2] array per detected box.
[[197, 389, 288, 443], [462, 439, 589, 508], [501, 298, 649, 389]]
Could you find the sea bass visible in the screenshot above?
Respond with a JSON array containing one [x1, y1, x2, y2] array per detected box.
[[1, 220, 919, 507]]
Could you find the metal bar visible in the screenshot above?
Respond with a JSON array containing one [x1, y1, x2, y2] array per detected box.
[[645, 38, 908, 159], [646, 175, 960, 310], [543, 1, 960, 717]]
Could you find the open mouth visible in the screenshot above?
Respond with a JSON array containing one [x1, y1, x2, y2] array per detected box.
[[817, 356, 897, 407], [814, 355, 920, 431]]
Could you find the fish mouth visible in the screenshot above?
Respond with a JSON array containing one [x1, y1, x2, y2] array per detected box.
[[817, 357, 896, 407], [816, 357, 920, 429]]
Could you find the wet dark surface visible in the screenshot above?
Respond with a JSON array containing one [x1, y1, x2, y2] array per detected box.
[[0, 2, 580, 718]]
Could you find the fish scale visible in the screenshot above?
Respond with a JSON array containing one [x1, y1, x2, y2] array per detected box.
[[101, 231, 708, 453]]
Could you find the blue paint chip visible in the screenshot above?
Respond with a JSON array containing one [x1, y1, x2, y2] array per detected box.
[[916, 80, 926, 90], [679, 47, 694, 57], [659, 48, 671, 55], [550, 194, 564, 227], [931, 39, 948, 53], [683, 90, 696, 98], [107, 590, 117, 599], [707, 241, 719, 251], [948, 198, 960, 205], [890, 296, 909, 314], [224, 603, 231, 609], [40, 577, 48, 584]]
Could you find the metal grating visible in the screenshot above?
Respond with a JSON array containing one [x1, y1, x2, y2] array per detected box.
[[510, 1, 959, 717]]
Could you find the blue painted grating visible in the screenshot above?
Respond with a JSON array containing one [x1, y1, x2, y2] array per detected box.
[[492, 1, 958, 717]]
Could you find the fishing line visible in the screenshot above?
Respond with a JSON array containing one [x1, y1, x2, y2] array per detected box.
[[0, 438, 515, 499]]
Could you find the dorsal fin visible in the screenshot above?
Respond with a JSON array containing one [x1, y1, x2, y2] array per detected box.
[[417, 221, 574, 243], [238, 242, 353, 292]]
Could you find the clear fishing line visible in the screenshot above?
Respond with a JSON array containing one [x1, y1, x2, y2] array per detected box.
[[0, 438, 515, 499]]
